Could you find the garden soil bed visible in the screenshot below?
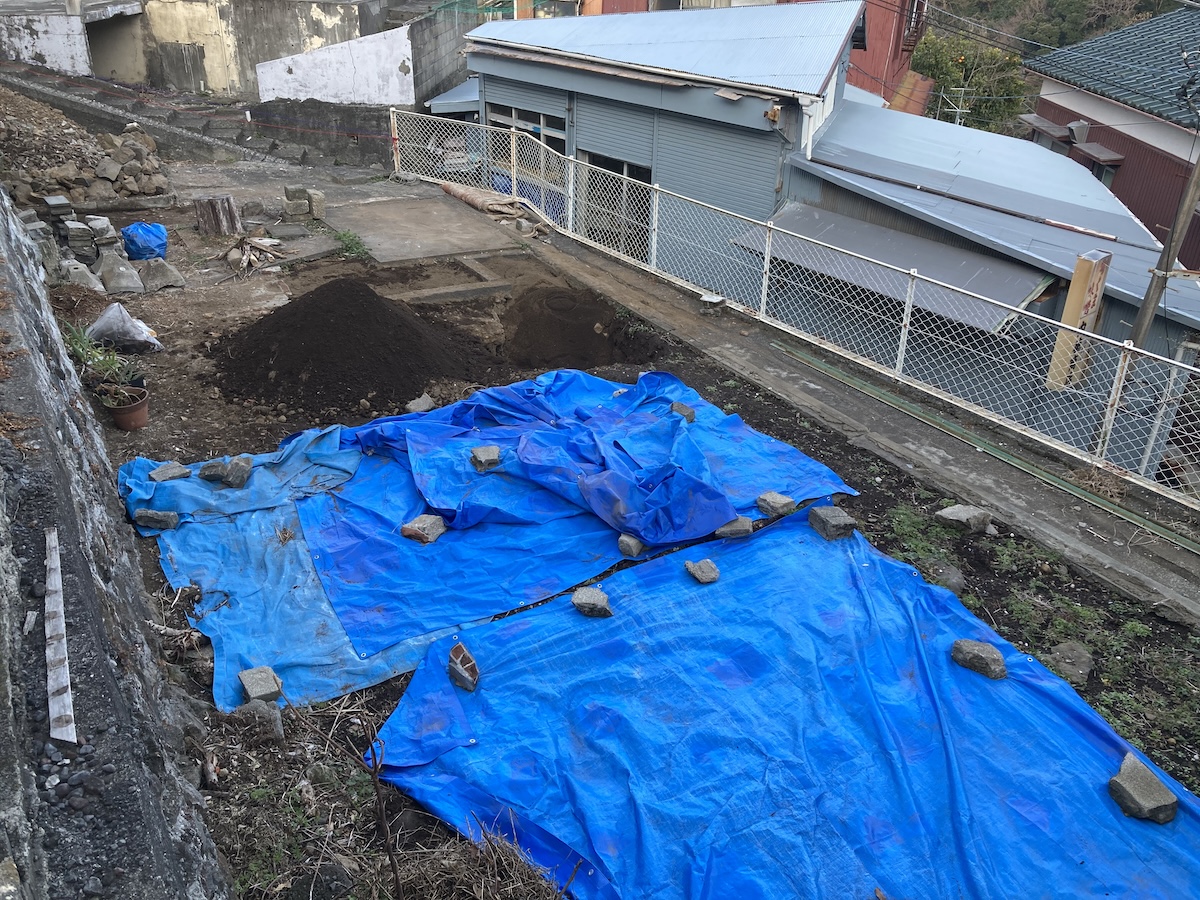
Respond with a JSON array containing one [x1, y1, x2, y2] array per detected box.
[[53, 238, 1200, 899]]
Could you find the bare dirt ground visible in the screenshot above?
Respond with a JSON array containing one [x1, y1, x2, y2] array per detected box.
[[51, 213, 1200, 898]]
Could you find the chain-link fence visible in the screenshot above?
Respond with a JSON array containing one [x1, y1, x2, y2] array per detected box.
[[390, 108, 1200, 511]]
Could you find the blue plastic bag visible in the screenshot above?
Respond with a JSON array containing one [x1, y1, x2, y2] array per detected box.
[[121, 222, 168, 260]]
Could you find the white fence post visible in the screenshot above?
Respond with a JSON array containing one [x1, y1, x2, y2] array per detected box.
[[566, 157, 577, 234], [759, 221, 773, 317], [509, 127, 518, 198], [649, 184, 660, 269], [1095, 340, 1135, 463], [896, 268, 917, 376]]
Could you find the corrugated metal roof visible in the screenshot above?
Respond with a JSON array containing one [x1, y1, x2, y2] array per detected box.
[[737, 202, 1054, 331], [1024, 9, 1200, 129], [810, 101, 1159, 249], [790, 156, 1200, 330], [467, 2, 865, 97], [427, 77, 479, 115]]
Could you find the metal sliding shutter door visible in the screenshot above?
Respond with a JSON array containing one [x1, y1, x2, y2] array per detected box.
[[653, 112, 784, 220], [482, 77, 568, 117], [575, 96, 656, 167]]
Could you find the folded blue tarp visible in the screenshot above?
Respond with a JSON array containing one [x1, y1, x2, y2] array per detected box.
[[374, 513, 1200, 899], [118, 370, 851, 709]]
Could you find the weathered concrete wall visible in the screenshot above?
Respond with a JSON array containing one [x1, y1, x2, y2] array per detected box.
[[251, 97, 395, 165], [0, 188, 232, 899], [143, 0, 376, 96], [0, 14, 92, 76], [257, 24, 413, 105], [409, 4, 485, 109], [85, 13, 148, 83]]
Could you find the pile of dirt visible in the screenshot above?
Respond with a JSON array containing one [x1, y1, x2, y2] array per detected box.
[[214, 277, 498, 411]]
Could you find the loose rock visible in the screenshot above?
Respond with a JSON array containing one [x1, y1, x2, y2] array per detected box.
[[198, 460, 229, 482], [471, 445, 501, 473], [757, 491, 797, 517], [229, 698, 285, 745], [921, 559, 966, 596], [714, 516, 754, 539], [133, 508, 179, 530], [1108, 752, 1177, 824], [138, 257, 186, 292], [148, 461, 191, 482], [401, 513, 446, 544], [669, 400, 696, 423], [222, 454, 254, 488], [617, 533, 645, 557], [238, 666, 283, 703], [951, 639, 1007, 679], [571, 586, 613, 618], [685, 559, 720, 584], [1046, 640, 1094, 688], [808, 505, 857, 540], [95, 250, 145, 294], [934, 504, 993, 534], [406, 393, 435, 414]]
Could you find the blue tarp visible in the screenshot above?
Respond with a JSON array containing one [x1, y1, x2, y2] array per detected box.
[[118, 370, 851, 710], [374, 513, 1200, 899]]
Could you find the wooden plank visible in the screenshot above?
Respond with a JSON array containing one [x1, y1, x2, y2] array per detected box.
[[43, 528, 77, 745]]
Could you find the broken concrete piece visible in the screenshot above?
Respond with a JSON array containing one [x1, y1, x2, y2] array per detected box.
[[617, 533, 645, 557], [148, 461, 191, 482], [571, 586, 613, 618], [448, 642, 479, 692], [139, 257, 186, 292], [84, 215, 113, 238], [669, 400, 696, 423], [471, 445, 501, 473], [133, 508, 179, 530], [1046, 640, 1094, 688], [283, 184, 308, 201], [306, 189, 326, 219], [222, 455, 253, 488], [1108, 752, 1177, 824], [238, 666, 283, 703], [61, 259, 105, 292], [198, 460, 228, 482], [406, 393, 435, 414], [921, 559, 966, 596], [808, 505, 857, 540], [229, 698, 285, 744], [934, 504, 993, 534], [951, 639, 1007, 680], [685, 558, 720, 584], [96, 251, 145, 294], [715, 516, 754, 539], [757, 491, 797, 517], [401, 514, 446, 544], [281, 198, 310, 218]]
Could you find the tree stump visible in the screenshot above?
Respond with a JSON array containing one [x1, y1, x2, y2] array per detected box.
[[194, 195, 242, 236]]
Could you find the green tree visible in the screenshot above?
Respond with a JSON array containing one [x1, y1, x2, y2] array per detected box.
[[911, 31, 1031, 132]]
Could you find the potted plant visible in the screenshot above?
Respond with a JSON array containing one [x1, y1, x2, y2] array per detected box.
[[94, 378, 150, 431]]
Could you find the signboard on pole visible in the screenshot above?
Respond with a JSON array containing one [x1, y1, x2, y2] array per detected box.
[[1046, 250, 1112, 390]]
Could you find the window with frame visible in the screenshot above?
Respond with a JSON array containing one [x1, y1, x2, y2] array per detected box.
[[1032, 130, 1070, 155], [485, 104, 567, 155], [1092, 161, 1118, 188]]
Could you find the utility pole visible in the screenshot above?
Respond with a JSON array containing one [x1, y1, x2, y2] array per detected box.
[[1131, 46, 1200, 347]]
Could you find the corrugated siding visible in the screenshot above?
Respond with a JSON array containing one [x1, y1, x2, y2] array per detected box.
[[654, 112, 783, 220], [575, 97, 655, 167], [483, 77, 568, 117]]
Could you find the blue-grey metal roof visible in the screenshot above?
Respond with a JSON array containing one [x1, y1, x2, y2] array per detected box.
[[1023, 9, 1200, 129], [811, 101, 1159, 249], [427, 77, 479, 115], [737, 202, 1054, 331], [466, 2, 865, 98]]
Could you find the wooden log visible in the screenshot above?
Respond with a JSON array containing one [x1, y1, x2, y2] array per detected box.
[[194, 194, 243, 236]]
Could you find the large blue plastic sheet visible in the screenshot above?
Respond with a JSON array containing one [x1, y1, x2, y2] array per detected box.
[[374, 513, 1200, 900], [118, 370, 851, 710]]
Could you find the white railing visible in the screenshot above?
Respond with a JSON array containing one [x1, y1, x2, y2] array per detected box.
[[390, 108, 1200, 513]]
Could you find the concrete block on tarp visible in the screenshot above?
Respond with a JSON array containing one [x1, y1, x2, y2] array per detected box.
[[238, 666, 283, 703]]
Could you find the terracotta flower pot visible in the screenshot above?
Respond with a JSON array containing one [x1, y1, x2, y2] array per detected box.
[[106, 386, 150, 431]]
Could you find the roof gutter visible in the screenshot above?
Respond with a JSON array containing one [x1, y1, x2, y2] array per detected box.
[[467, 36, 821, 106]]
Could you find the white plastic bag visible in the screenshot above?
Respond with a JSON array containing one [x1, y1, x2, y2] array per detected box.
[[85, 302, 163, 353]]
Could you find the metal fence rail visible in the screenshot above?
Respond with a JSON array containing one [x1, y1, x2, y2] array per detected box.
[[390, 108, 1200, 512]]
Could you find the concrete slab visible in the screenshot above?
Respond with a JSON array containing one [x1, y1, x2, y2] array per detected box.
[[323, 196, 518, 264]]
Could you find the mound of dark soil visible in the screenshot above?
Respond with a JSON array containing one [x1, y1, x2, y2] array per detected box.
[[214, 278, 496, 410]]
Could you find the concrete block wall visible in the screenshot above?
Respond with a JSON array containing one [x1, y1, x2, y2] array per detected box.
[[410, 5, 486, 110]]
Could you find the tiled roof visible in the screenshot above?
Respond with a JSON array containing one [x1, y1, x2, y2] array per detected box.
[[1024, 9, 1200, 128]]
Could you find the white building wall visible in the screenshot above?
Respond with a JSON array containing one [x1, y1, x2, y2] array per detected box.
[[0, 15, 91, 76], [257, 25, 414, 105]]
